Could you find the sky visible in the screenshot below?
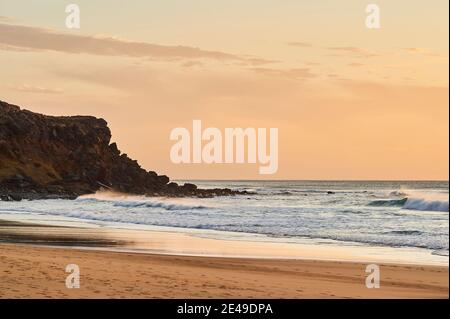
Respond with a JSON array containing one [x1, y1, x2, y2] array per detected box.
[[0, 0, 448, 180]]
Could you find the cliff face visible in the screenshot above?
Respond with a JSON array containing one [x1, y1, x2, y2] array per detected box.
[[0, 100, 237, 200]]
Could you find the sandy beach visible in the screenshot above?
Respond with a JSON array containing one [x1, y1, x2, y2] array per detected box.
[[0, 220, 448, 299], [0, 244, 448, 299]]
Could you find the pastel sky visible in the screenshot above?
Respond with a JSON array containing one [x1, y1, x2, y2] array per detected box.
[[0, 0, 448, 180]]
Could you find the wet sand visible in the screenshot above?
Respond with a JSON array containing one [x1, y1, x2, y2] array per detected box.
[[0, 220, 448, 298]]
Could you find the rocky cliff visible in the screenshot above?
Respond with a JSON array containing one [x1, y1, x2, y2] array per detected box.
[[0, 100, 241, 200]]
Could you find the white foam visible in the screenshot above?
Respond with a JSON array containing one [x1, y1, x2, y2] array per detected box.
[[404, 198, 449, 212], [78, 190, 210, 210]]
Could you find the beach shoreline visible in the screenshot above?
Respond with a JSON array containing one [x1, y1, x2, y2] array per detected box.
[[0, 219, 448, 298], [0, 217, 448, 266]]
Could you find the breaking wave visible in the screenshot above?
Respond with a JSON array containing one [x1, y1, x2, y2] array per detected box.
[[403, 198, 448, 212], [368, 198, 408, 207], [390, 191, 408, 197], [368, 197, 448, 212], [112, 201, 207, 210], [77, 191, 209, 211], [386, 230, 423, 235]]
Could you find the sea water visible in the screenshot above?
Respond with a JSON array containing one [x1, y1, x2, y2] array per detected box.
[[0, 181, 448, 258]]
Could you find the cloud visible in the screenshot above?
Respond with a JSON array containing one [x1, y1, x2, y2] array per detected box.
[[181, 61, 204, 68], [402, 47, 428, 54], [8, 84, 63, 94], [327, 46, 380, 58], [242, 57, 279, 66], [250, 67, 315, 80], [0, 22, 271, 65], [0, 43, 38, 52], [401, 47, 447, 58], [287, 42, 312, 48], [0, 16, 17, 23]]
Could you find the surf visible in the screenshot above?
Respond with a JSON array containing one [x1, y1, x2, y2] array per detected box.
[[368, 198, 407, 207], [77, 191, 210, 211], [368, 197, 448, 212], [403, 198, 448, 212]]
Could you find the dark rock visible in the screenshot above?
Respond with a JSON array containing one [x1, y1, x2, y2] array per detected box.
[[109, 142, 120, 156], [157, 175, 169, 185], [0, 195, 11, 201], [167, 182, 178, 189], [182, 183, 198, 191], [0, 194, 21, 201], [0, 100, 248, 199], [147, 171, 157, 177], [9, 194, 22, 201]]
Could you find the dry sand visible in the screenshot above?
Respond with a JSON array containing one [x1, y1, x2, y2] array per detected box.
[[0, 244, 448, 298]]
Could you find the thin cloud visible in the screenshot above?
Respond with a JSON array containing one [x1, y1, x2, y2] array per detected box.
[[181, 61, 204, 68], [402, 47, 447, 58], [250, 67, 315, 80], [242, 57, 279, 66], [287, 42, 313, 48], [0, 43, 39, 52], [8, 84, 63, 94], [0, 16, 17, 23], [0, 22, 271, 65], [327, 46, 380, 58], [402, 47, 428, 54]]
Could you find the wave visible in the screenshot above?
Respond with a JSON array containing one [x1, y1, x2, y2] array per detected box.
[[390, 190, 408, 197], [386, 230, 423, 235], [432, 250, 449, 257], [77, 191, 209, 211], [368, 198, 407, 207], [269, 191, 295, 196], [403, 198, 448, 212], [112, 200, 207, 211], [368, 197, 448, 212]]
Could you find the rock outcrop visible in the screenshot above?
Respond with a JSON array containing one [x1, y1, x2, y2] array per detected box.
[[0, 100, 246, 200]]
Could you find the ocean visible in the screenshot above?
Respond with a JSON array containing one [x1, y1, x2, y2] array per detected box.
[[0, 181, 448, 257]]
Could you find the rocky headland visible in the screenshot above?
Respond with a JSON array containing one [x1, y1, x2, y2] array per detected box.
[[0, 100, 248, 201]]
